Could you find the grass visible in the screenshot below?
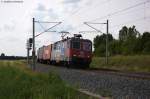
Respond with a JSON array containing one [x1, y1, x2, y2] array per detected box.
[[90, 55, 150, 72], [0, 60, 92, 99]]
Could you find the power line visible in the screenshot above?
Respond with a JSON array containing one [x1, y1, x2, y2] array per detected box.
[[72, 1, 149, 34], [79, 31, 102, 34], [88, 0, 150, 22], [108, 16, 150, 39], [84, 22, 103, 33], [34, 20, 61, 38], [37, 21, 46, 31], [70, 0, 110, 17], [110, 15, 150, 30], [108, 5, 150, 21], [35, 22, 61, 37], [34, 21, 60, 23], [59, 0, 111, 32], [83, 20, 109, 64]]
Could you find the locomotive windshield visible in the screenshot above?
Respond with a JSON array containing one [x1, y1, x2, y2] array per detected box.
[[72, 41, 80, 49], [83, 41, 92, 51]]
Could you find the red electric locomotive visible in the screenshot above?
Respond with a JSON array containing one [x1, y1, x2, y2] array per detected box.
[[37, 34, 92, 68]]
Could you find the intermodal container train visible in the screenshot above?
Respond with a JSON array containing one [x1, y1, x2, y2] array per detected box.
[[37, 34, 92, 68]]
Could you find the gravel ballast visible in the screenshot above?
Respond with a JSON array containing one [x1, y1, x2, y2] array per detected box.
[[34, 63, 150, 99]]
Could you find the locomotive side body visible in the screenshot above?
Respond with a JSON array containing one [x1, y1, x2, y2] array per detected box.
[[50, 39, 70, 64]]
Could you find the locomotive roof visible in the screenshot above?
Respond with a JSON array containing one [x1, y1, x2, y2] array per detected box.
[[53, 37, 91, 44], [38, 37, 92, 49]]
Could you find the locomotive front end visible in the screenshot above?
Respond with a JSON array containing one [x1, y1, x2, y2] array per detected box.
[[69, 35, 92, 68]]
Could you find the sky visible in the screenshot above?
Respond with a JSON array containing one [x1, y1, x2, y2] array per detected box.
[[0, 0, 150, 56]]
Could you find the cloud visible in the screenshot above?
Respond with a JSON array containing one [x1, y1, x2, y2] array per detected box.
[[37, 4, 46, 11], [63, 0, 81, 4], [2, 20, 16, 32], [0, 35, 22, 43], [35, 4, 59, 20], [6, 37, 21, 42], [3, 24, 15, 31], [48, 8, 59, 19], [60, 24, 74, 32]]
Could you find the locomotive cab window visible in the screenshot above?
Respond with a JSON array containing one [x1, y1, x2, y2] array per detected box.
[[83, 41, 92, 51], [72, 41, 80, 49]]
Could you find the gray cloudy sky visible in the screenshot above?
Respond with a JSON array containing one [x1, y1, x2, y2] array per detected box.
[[0, 0, 150, 56]]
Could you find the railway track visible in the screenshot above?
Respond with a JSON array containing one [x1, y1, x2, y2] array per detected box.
[[35, 62, 150, 80], [84, 68, 150, 80], [34, 63, 150, 98], [38, 63, 150, 80]]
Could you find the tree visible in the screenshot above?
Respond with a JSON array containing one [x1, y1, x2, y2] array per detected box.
[[94, 25, 150, 56], [1, 53, 5, 57], [93, 33, 113, 56], [128, 26, 140, 39], [141, 32, 150, 54], [141, 32, 150, 44], [119, 26, 140, 42], [119, 26, 128, 41], [109, 40, 122, 55], [133, 37, 143, 54], [119, 26, 140, 55]]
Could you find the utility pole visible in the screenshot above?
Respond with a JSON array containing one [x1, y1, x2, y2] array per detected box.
[[32, 18, 36, 70], [27, 48, 30, 64], [31, 18, 61, 71], [26, 39, 29, 64], [106, 20, 109, 65], [27, 38, 32, 67], [84, 19, 109, 64], [27, 47, 29, 64]]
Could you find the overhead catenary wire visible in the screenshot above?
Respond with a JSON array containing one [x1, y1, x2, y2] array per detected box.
[[35, 22, 61, 37], [110, 16, 150, 30], [84, 22, 103, 33], [37, 21, 46, 31], [59, 0, 111, 33], [72, 0, 150, 33], [73, 0, 150, 33], [69, 0, 111, 17], [88, 0, 150, 22], [34, 21, 61, 23], [79, 31, 103, 34]]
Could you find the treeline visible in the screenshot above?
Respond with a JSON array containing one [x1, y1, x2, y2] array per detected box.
[[0, 56, 27, 60], [0, 53, 26, 60], [94, 26, 150, 56]]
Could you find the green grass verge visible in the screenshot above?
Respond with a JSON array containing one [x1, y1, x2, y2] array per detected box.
[[90, 55, 150, 72], [0, 60, 92, 99]]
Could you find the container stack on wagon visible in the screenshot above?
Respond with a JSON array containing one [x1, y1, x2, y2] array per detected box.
[[37, 34, 92, 68]]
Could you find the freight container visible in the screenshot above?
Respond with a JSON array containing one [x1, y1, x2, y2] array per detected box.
[[43, 44, 52, 64]]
